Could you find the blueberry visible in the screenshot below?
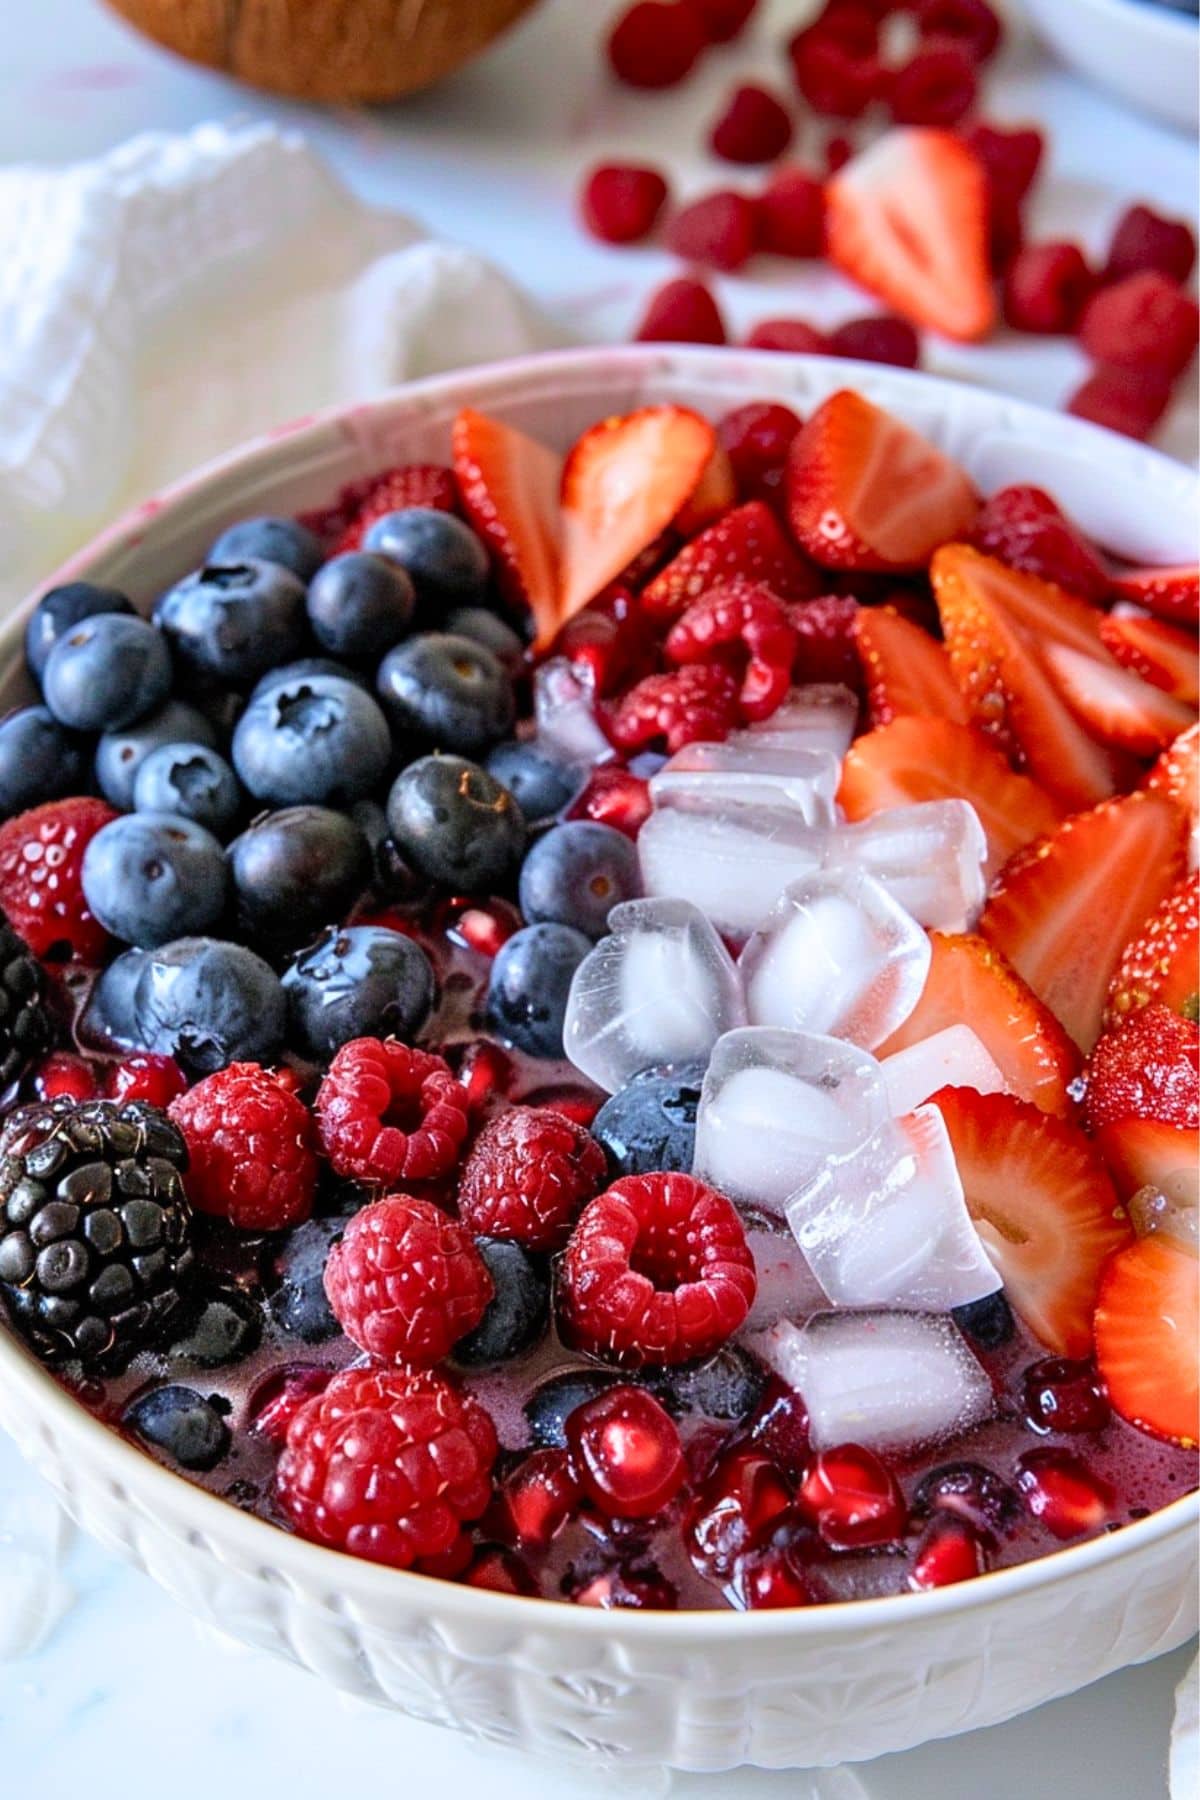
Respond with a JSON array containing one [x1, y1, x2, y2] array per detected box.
[[26, 581, 135, 685], [486, 740, 579, 824], [268, 1216, 344, 1342], [250, 657, 367, 702], [591, 1062, 706, 1178], [283, 925, 436, 1061], [524, 1369, 619, 1449], [646, 1344, 766, 1424], [79, 948, 147, 1049], [306, 552, 415, 659], [376, 633, 515, 755], [228, 805, 369, 955], [124, 1383, 230, 1471], [386, 753, 526, 892], [232, 674, 391, 809], [154, 560, 307, 686], [519, 821, 640, 939], [132, 936, 285, 1073], [952, 1290, 1015, 1350], [95, 699, 219, 811], [364, 507, 490, 607], [208, 516, 323, 582], [486, 922, 591, 1058], [0, 707, 87, 817], [132, 742, 241, 837], [82, 813, 229, 949], [445, 606, 527, 670], [169, 1287, 262, 1368], [454, 1238, 550, 1367], [43, 613, 172, 733]]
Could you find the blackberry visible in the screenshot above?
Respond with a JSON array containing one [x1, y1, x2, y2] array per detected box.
[[0, 1097, 195, 1369], [0, 916, 52, 1092]]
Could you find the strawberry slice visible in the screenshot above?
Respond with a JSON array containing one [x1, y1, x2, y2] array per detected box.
[[1144, 721, 1199, 829], [641, 500, 820, 623], [1085, 1004, 1199, 1132], [1109, 564, 1200, 629], [934, 1087, 1131, 1358], [853, 606, 969, 727], [1042, 642, 1195, 756], [838, 716, 1062, 878], [825, 129, 996, 342], [1099, 614, 1199, 708], [1106, 872, 1199, 1027], [938, 543, 1108, 660], [981, 791, 1189, 1052], [786, 391, 978, 573], [933, 545, 1126, 809], [876, 931, 1082, 1118], [559, 407, 716, 627], [1094, 1235, 1199, 1445], [1093, 1116, 1198, 1208], [674, 444, 737, 536], [452, 408, 561, 645]]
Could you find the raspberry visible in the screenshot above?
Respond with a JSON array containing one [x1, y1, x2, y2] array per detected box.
[[889, 44, 977, 128], [709, 84, 794, 165], [789, 33, 882, 119], [1003, 242, 1095, 335], [744, 319, 830, 354], [1079, 273, 1200, 380], [274, 1364, 497, 1569], [169, 1062, 318, 1231], [665, 191, 758, 272], [690, 0, 758, 40], [457, 1107, 608, 1251], [756, 166, 826, 258], [315, 1038, 471, 1186], [324, 1191, 493, 1364], [830, 314, 921, 367], [565, 766, 653, 839], [800, 3, 879, 55], [558, 1171, 756, 1366], [607, 1, 708, 89], [0, 797, 116, 963], [606, 664, 741, 755], [718, 402, 804, 503], [1067, 364, 1173, 441], [634, 277, 728, 345], [1103, 203, 1197, 287], [961, 121, 1044, 206], [330, 465, 458, 555], [106, 1053, 187, 1110], [580, 164, 670, 244], [968, 485, 1111, 603], [665, 582, 798, 723], [33, 1052, 96, 1103], [824, 133, 855, 175], [913, 0, 1002, 62], [788, 593, 863, 690]]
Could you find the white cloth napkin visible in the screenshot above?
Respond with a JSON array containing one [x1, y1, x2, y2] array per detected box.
[[0, 121, 556, 618]]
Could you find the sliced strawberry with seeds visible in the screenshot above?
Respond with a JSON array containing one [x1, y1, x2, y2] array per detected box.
[[1095, 1235, 1199, 1446], [1042, 642, 1195, 756], [674, 445, 738, 537], [1106, 872, 1199, 1027], [786, 390, 978, 572], [838, 715, 1062, 877], [559, 407, 716, 628], [1144, 723, 1199, 832], [1093, 1116, 1198, 1209], [933, 1087, 1131, 1357], [981, 790, 1189, 1052], [452, 408, 561, 645], [853, 606, 969, 727], [1084, 1004, 1199, 1132], [641, 500, 820, 623], [1099, 614, 1199, 708], [876, 930, 1082, 1117], [1110, 565, 1199, 629], [825, 128, 996, 342]]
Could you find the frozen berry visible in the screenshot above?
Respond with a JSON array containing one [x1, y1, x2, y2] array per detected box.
[[798, 1444, 907, 1549], [26, 581, 134, 685], [709, 85, 794, 165], [1080, 272, 1200, 379], [132, 743, 241, 839], [486, 922, 592, 1059], [81, 812, 229, 950], [324, 1192, 492, 1364], [665, 191, 758, 272], [386, 754, 527, 893], [889, 43, 977, 128], [1004, 242, 1095, 334], [607, 1, 707, 89], [1022, 1357, 1111, 1434], [756, 166, 825, 258], [169, 1286, 261, 1368], [233, 673, 392, 809], [634, 277, 728, 345], [744, 319, 829, 354], [1015, 1447, 1117, 1539], [591, 1062, 705, 1178], [485, 740, 579, 824], [315, 1037, 470, 1186], [94, 698, 218, 812], [209, 516, 323, 581], [1104, 202, 1197, 287], [1067, 364, 1173, 440], [283, 926, 436, 1062], [268, 1216, 346, 1343], [580, 164, 670, 243], [830, 314, 920, 367], [305, 552, 416, 659], [131, 937, 286, 1075], [0, 708, 88, 819], [124, 1383, 230, 1471], [458, 1107, 607, 1251], [718, 401, 803, 503], [453, 1236, 550, 1366], [0, 796, 117, 963], [565, 1384, 686, 1518], [170, 1062, 318, 1231], [154, 559, 308, 687], [518, 820, 641, 939], [43, 613, 171, 735]]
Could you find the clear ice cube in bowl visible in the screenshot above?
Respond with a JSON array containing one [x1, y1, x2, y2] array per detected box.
[[638, 799, 827, 941], [650, 739, 840, 826], [742, 683, 859, 761], [837, 799, 988, 934], [533, 656, 614, 769], [881, 1024, 1007, 1116]]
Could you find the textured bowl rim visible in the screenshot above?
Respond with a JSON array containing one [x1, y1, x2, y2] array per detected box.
[[4, 343, 1198, 1640]]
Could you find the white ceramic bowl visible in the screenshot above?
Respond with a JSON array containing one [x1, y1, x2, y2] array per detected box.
[[1021, 0, 1199, 133], [0, 347, 1196, 1774]]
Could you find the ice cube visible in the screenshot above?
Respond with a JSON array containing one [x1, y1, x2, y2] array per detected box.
[[738, 868, 931, 1050], [881, 1025, 1007, 1116], [534, 657, 614, 769], [693, 1027, 890, 1214], [563, 897, 746, 1093], [835, 801, 988, 933], [752, 1309, 994, 1451], [651, 740, 839, 826], [785, 1104, 1001, 1312], [638, 802, 826, 940], [745, 684, 859, 761], [743, 1216, 830, 1330]]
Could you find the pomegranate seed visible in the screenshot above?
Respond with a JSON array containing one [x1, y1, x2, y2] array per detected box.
[[553, 589, 658, 696], [439, 895, 521, 958], [909, 1514, 987, 1590], [565, 1385, 687, 1520], [566, 766, 652, 839], [569, 1563, 679, 1608], [33, 1052, 96, 1103], [463, 1546, 539, 1595], [911, 1461, 1019, 1538], [745, 1377, 811, 1479], [491, 1448, 581, 1551], [520, 1084, 602, 1127], [248, 1363, 332, 1445], [798, 1444, 907, 1549], [731, 1540, 820, 1608], [455, 1039, 514, 1112], [685, 1448, 794, 1579], [105, 1052, 188, 1109], [1015, 1448, 1118, 1540], [1022, 1358, 1111, 1435]]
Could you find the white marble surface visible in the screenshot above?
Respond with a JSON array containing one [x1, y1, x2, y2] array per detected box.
[[0, 0, 1197, 1793]]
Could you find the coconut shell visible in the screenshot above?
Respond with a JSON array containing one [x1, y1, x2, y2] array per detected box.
[[104, 0, 541, 103]]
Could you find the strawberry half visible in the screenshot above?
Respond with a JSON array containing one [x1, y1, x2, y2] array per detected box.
[[1094, 1116, 1198, 1208], [1106, 872, 1199, 1027], [1095, 1235, 1199, 1445], [452, 408, 561, 645], [640, 500, 820, 623], [674, 445, 737, 537], [786, 391, 978, 573], [934, 1087, 1130, 1357], [825, 128, 996, 342], [839, 715, 1061, 878], [853, 606, 969, 727], [1084, 1004, 1199, 1132], [876, 931, 1081, 1118], [559, 407, 716, 626], [1042, 642, 1195, 756], [1099, 614, 1199, 708], [1110, 564, 1200, 629], [981, 790, 1189, 1052]]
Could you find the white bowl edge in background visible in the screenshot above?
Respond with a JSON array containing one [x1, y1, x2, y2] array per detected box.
[[1020, 0, 1200, 133]]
